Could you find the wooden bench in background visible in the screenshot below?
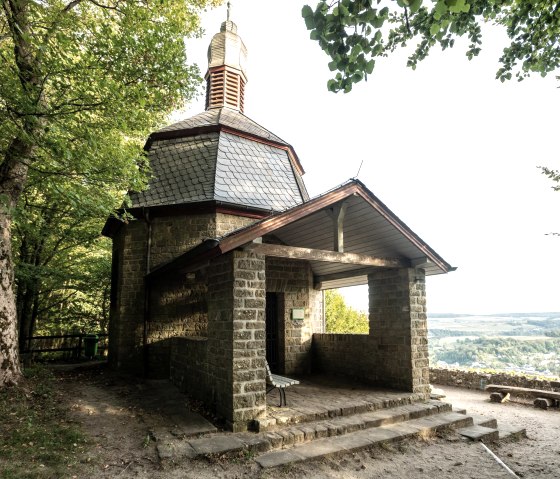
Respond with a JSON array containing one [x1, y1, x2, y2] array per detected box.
[[265, 361, 299, 407], [485, 384, 560, 410]]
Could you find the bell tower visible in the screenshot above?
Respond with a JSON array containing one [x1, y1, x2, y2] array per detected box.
[[205, 2, 248, 112]]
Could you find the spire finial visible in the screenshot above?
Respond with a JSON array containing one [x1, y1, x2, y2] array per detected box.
[[227, 1, 231, 21]]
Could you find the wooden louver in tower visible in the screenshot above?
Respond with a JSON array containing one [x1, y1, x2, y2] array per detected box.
[[205, 19, 248, 113]]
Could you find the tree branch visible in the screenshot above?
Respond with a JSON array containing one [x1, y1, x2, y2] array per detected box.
[[63, 0, 84, 12]]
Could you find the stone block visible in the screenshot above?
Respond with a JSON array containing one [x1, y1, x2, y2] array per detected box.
[[189, 435, 245, 456]]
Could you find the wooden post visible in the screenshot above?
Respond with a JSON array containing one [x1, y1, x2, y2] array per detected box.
[[329, 202, 347, 253]]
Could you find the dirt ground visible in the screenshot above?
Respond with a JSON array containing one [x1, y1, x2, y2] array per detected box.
[[57, 365, 560, 478]]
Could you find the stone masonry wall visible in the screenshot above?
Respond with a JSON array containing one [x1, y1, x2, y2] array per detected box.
[[312, 334, 375, 380], [170, 336, 209, 402], [150, 213, 217, 268], [207, 250, 267, 431], [430, 367, 560, 393], [147, 270, 207, 378], [109, 220, 148, 374], [111, 210, 259, 378], [266, 257, 323, 375], [216, 213, 257, 238], [369, 268, 429, 395]]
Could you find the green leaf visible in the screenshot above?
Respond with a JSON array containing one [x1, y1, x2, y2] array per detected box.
[[430, 23, 441, 36], [301, 5, 313, 18], [327, 79, 338, 92], [352, 71, 363, 83], [350, 44, 362, 59], [409, 0, 423, 14], [304, 15, 316, 30]]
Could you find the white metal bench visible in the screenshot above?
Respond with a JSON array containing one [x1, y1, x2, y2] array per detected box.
[[265, 361, 299, 407]]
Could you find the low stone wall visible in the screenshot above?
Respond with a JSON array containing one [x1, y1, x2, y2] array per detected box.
[[312, 333, 376, 383], [170, 336, 209, 403], [430, 367, 560, 392]]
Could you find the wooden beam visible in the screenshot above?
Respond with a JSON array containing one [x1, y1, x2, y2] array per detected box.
[[314, 267, 381, 285], [326, 201, 347, 252], [243, 243, 409, 268], [313, 267, 379, 290], [411, 257, 431, 268], [486, 385, 560, 401]]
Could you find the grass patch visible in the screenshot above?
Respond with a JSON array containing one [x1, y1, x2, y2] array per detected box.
[[0, 366, 87, 479]]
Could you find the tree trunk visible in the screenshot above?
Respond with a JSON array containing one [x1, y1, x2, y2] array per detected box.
[[1, 0, 45, 386], [0, 138, 36, 385], [0, 206, 23, 386], [0, 135, 33, 385]]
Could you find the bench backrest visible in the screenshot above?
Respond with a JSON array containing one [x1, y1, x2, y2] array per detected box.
[[265, 360, 273, 381]]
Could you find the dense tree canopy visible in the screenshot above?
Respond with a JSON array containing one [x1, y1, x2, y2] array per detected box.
[[0, 0, 219, 386], [302, 0, 560, 92], [325, 289, 368, 334], [14, 173, 114, 353]]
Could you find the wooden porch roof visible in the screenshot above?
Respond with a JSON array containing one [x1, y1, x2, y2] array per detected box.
[[147, 179, 456, 288]]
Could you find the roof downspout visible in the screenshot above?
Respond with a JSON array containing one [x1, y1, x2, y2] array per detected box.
[[143, 208, 152, 378]]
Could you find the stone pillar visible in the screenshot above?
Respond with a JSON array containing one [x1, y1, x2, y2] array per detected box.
[[207, 250, 266, 431], [368, 268, 429, 395], [109, 221, 147, 375]]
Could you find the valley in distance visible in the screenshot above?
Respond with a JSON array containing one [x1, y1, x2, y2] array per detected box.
[[428, 312, 560, 377]]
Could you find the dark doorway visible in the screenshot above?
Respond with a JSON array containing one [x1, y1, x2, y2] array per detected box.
[[266, 292, 280, 373]]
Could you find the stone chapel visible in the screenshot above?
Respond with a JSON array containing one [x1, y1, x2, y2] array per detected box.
[[103, 14, 455, 432]]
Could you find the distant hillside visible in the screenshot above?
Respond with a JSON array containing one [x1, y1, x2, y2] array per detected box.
[[427, 313, 560, 377], [429, 312, 560, 319]]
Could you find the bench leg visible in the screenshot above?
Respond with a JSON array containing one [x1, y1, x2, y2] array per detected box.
[[266, 386, 291, 407]]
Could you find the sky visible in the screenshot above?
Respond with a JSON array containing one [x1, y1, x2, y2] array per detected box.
[[178, 1, 560, 315]]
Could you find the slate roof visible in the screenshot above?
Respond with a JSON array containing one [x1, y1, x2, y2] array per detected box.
[[155, 107, 288, 146], [128, 115, 305, 211], [213, 133, 303, 210], [129, 133, 219, 208]]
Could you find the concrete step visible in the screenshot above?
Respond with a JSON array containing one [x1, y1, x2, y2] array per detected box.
[[457, 425, 500, 442], [255, 412, 474, 468]]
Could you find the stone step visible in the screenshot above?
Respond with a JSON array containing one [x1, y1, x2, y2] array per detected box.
[[259, 400, 452, 450], [157, 400, 451, 464], [259, 393, 427, 430], [447, 406, 523, 443], [457, 425, 500, 442], [156, 399, 525, 469], [470, 413, 498, 429], [497, 424, 526, 440], [255, 412, 474, 468]]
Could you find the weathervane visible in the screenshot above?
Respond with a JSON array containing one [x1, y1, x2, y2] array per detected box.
[[227, 1, 231, 21]]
